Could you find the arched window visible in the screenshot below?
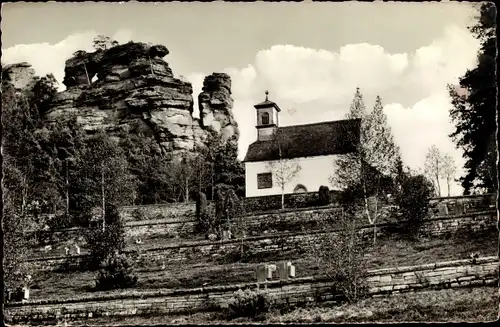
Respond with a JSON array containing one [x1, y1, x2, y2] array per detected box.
[[261, 112, 270, 125], [293, 184, 308, 193]]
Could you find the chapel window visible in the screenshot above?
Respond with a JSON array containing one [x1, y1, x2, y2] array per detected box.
[[261, 112, 270, 125]]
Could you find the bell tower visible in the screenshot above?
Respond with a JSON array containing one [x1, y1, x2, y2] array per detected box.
[[254, 90, 281, 141]]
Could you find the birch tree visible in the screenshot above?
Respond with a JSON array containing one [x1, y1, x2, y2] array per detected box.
[[331, 90, 400, 244], [424, 145, 444, 196], [442, 153, 457, 196], [265, 131, 301, 209]]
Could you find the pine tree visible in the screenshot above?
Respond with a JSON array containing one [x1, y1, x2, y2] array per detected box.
[[331, 89, 400, 244], [447, 2, 497, 194]]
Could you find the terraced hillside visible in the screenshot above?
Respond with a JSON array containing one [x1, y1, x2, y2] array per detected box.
[[18, 194, 498, 304]]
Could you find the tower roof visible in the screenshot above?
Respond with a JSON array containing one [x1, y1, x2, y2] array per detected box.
[[254, 90, 281, 111]]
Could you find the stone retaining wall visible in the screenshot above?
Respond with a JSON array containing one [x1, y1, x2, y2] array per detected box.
[[6, 256, 498, 324], [119, 202, 196, 222], [26, 210, 497, 272]]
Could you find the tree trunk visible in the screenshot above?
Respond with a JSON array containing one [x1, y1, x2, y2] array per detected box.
[[83, 63, 91, 85], [21, 176, 27, 216], [281, 187, 285, 209], [65, 160, 69, 216], [185, 176, 189, 203], [447, 179, 451, 196], [211, 166, 214, 201], [435, 158, 441, 196], [101, 165, 106, 231]]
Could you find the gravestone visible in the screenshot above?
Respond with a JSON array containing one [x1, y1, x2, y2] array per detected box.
[[222, 230, 231, 240], [257, 264, 267, 282], [22, 287, 29, 300], [289, 265, 296, 278], [267, 264, 277, 280], [65, 247, 70, 255], [74, 244, 80, 255], [437, 203, 448, 216], [455, 202, 465, 215], [278, 261, 289, 280]]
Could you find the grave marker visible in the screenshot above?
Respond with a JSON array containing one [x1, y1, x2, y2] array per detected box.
[[74, 244, 80, 255], [289, 265, 296, 278], [278, 261, 288, 280], [257, 264, 267, 282]]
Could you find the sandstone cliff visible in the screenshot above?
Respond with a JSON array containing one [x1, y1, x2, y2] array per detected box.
[[45, 41, 238, 158], [2, 62, 36, 90]]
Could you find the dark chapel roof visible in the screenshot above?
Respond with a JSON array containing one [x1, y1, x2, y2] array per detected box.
[[244, 118, 361, 162]]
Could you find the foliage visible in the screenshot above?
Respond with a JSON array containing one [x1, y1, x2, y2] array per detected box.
[[1, 66, 57, 290], [95, 253, 138, 291], [195, 191, 212, 233], [84, 205, 125, 270], [394, 159, 435, 239], [305, 211, 368, 303], [93, 35, 119, 51], [119, 133, 175, 204], [331, 89, 400, 244], [447, 2, 497, 194], [71, 130, 136, 225], [441, 153, 457, 197], [202, 131, 245, 198], [225, 288, 275, 319], [318, 185, 331, 206]]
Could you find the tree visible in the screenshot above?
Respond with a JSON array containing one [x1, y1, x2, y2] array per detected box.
[[201, 131, 245, 199], [71, 130, 136, 227], [447, 2, 497, 194], [1, 67, 46, 294], [424, 145, 444, 197], [93, 35, 119, 51], [331, 90, 400, 244], [265, 131, 302, 209], [442, 154, 457, 197], [394, 158, 435, 239]]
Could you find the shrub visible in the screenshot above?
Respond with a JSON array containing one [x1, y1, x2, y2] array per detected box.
[[84, 204, 125, 270], [304, 212, 367, 303], [394, 169, 434, 239], [318, 185, 331, 206], [95, 253, 138, 291], [225, 288, 274, 319], [46, 213, 73, 230]]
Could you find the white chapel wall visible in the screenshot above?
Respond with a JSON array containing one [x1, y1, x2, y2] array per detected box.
[[245, 154, 343, 197]]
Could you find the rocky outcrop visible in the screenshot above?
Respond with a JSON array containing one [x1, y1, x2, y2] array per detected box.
[[46, 42, 238, 158], [2, 62, 36, 90], [198, 73, 239, 145]]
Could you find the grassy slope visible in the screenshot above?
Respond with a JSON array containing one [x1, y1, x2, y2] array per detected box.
[[28, 228, 498, 300]]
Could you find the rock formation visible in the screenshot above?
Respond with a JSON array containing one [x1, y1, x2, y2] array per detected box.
[[45, 41, 238, 158], [2, 62, 36, 90]]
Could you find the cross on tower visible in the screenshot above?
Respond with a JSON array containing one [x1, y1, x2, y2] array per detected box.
[[265, 90, 269, 101]]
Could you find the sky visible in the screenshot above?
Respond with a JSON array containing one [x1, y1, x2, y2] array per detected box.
[[2, 1, 481, 196]]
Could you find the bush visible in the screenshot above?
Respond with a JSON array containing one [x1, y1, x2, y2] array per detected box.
[[394, 171, 434, 239], [46, 213, 73, 230], [318, 185, 331, 206], [304, 212, 367, 303], [84, 204, 125, 270], [95, 253, 138, 291], [225, 288, 274, 319]]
